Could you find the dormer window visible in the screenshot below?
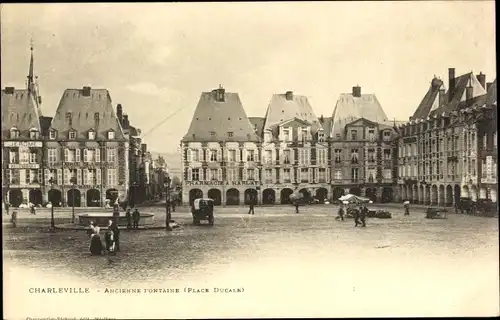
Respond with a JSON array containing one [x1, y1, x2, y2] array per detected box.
[[227, 132, 234, 138], [318, 131, 325, 142], [9, 127, 19, 139], [108, 130, 115, 140], [210, 131, 216, 137], [69, 131, 76, 140], [49, 130, 56, 140], [88, 130, 96, 140], [29, 128, 39, 139]]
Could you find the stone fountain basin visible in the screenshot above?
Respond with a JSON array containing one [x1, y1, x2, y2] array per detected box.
[[78, 212, 154, 226]]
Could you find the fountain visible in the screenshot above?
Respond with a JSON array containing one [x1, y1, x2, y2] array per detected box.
[[77, 204, 154, 227]]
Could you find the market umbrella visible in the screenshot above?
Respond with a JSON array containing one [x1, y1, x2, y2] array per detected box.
[[403, 200, 410, 205], [338, 194, 370, 203]]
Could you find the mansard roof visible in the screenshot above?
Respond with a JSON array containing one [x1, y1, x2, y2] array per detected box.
[[50, 87, 126, 140], [1, 88, 41, 138], [248, 117, 265, 139], [182, 88, 260, 142], [263, 92, 322, 134]]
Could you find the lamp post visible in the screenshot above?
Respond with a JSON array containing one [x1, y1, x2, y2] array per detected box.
[[48, 177, 55, 231], [70, 177, 77, 223], [165, 176, 172, 231]]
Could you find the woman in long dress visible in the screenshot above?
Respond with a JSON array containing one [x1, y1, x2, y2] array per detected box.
[[89, 222, 103, 255]]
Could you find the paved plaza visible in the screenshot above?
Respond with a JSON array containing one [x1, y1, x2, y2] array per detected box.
[[3, 204, 499, 318]]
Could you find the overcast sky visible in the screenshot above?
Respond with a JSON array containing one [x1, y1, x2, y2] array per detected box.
[[1, 2, 496, 153]]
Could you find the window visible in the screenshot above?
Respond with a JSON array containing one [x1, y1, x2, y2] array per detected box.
[[265, 169, 273, 182], [29, 130, 39, 139], [211, 169, 218, 181], [336, 133, 341, 139], [94, 112, 100, 124], [302, 129, 308, 142], [29, 150, 37, 164], [383, 149, 391, 160], [494, 131, 497, 148], [283, 169, 291, 182], [351, 149, 359, 163], [69, 131, 76, 140], [226, 169, 236, 181], [192, 168, 200, 181], [49, 130, 56, 140], [300, 168, 308, 182], [351, 130, 357, 141], [283, 129, 290, 142], [107, 148, 116, 163], [368, 129, 375, 141], [318, 131, 325, 142], [265, 150, 272, 164], [228, 150, 236, 162], [10, 128, 19, 139], [334, 149, 342, 163], [247, 150, 255, 162], [48, 149, 57, 164], [383, 169, 392, 179], [334, 169, 342, 180], [472, 159, 476, 176], [283, 150, 291, 164], [88, 131, 96, 140], [192, 149, 200, 162], [108, 131, 115, 140], [247, 169, 255, 180], [66, 112, 72, 126], [366, 168, 376, 182], [227, 132, 234, 138], [210, 149, 218, 162], [210, 131, 216, 137], [367, 149, 375, 162], [317, 149, 326, 165], [383, 131, 391, 140], [318, 168, 326, 182], [351, 168, 359, 181]]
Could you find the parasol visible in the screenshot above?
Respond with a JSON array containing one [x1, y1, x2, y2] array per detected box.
[[403, 200, 410, 205], [338, 194, 371, 203]]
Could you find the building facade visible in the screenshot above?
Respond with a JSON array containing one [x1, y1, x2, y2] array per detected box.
[[44, 86, 129, 207], [397, 68, 497, 206], [328, 86, 400, 203]]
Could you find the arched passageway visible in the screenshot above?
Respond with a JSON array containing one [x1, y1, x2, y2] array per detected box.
[[226, 188, 240, 205], [262, 189, 275, 205], [207, 189, 222, 205], [29, 189, 43, 206], [67, 189, 81, 207], [86, 189, 100, 207], [280, 188, 294, 204], [189, 189, 203, 206]]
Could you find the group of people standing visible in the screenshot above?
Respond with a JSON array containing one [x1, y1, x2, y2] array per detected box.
[[88, 219, 120, 256], [337, 203, 368, 227]]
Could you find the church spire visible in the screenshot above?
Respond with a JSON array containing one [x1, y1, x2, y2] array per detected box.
[[27, 38, 43, 116], [27, 38, 34, 91]]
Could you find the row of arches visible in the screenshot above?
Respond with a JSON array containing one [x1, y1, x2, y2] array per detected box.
[[6, 188, 119, 207], [188, 187, 394, 205]]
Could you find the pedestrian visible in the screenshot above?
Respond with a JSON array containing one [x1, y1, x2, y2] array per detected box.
[[125, 208, 132, 229], [294, 200, 300, 214], [110, 219, 120, 252], [113, 203, 120, 223], [89, 222, 103, 255], [248, 196, 255, 215], [353, 207, 361, 227], [360, 204, 368, 227], [404, 203, 410, 216], [104, 223, 115, 255], [31, 204, 36, 215], [5, 202, 10, 215], [11, 210, 18, 228], [132, 208, 140, 229], [337, 203, 345, 221]]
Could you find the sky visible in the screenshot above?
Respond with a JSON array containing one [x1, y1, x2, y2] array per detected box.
[[1, 2, 496, 153]]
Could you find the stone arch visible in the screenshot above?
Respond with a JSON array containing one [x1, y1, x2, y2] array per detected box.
[[189, 188, 203, 205], [439, 185, 445, 206], [315, 188, 328, 203], [470, 185, 478, 201], [106, 188, 119, 204], [332, 187, 344, 202], [67, 189, 81, 207], [29, 189, 43, 206], [8, 189, 23, 207], [462, 185, 470, 198], [207, 189, 222, 205], [244, 188, 257, 205], [446, 185, 453, 207], [86, 189, 100, 207], [479, 187, 487, 199], [454, 185, 461, 206], [280, 188, 294, 204], [349, 187, 361, 196], [382, 187, 393, 203], [262, 189, 276, 205], [226, 188, 240, 205], [299, 188, 311, 201], [431, 185, 438, 206]]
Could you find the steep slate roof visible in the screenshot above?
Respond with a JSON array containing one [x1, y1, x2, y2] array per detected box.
[[329, 91, 388, 138], [263, 93, 322, 134], [1, 88, 41, 138], [486, 79, 497, 105], [248, 117, 265, 139], [182, 90, 260, 142], [411, 78, 445, 119], [318, 116, 333, 138], [39, 116, 53, 136], [50, 88, 126, 140]]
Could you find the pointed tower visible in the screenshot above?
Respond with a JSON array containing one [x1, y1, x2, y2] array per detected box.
[[27, 39, 43, 116]]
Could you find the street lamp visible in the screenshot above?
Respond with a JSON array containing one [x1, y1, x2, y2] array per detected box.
[[164, 176, 172, 231], [48, 177, 55, 231], [70, 177, 77, 223]]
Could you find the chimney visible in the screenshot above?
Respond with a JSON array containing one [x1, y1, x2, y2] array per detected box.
[[486, 82, 493, 92], [352, 85, 361, 97], [476, 72, 486, 89], [448, 68, 455, 102], [466, 86, 473, 101], [213, 84, 225, 102], [5, 87, 15, 94], [82, 86, 91, 97], [319, 115, 324, 123], [123, 114, 129, 129], [141, 143, 147, 154], [116, 104, 123, 125], [285, 91, 294, 100], [439, 88, 446, 107]]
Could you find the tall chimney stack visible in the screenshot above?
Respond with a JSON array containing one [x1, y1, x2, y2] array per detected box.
[[486, 82, 493, 92], [439, 88, 446, 107], [352, 85, 361, 98], [476, 72, 486, 89], [285, 91, 294, 100], [448, 68, 455, 102], [123, 114, 129, 129], [116, 104, 123, 125]]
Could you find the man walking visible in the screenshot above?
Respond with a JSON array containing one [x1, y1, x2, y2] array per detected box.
[[110, 220, 120, 252], [354, 207, 361, 227], [248, 196, 255, 215], [337, 203, 345, 221], [125, 208, 132, 229], [5, 202, 10, 215], [404, 203, 410, 216], [132, 208, 140, 229], [360, 204, 368, 227]]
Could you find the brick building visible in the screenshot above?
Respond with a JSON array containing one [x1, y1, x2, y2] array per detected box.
[[396, 68, 497, 206]]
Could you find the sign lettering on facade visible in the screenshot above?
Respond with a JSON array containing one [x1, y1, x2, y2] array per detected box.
[[8, 164, 40, 169], [3, 141, 43, 148], [184, 181, 258, 186]]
